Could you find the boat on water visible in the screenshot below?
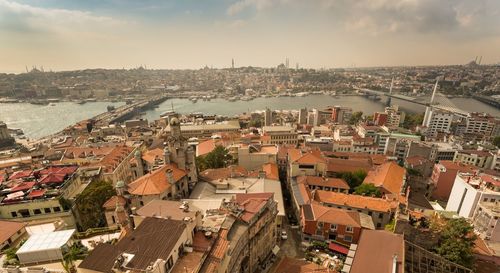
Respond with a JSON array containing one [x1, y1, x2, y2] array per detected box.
[[227, 96, 238, 102], [189, 97, 198, 103], [107, 105, 116, 112], [49, 103, 56, 106], [75, 100, 86, 105], [86, 98, 97, 102]]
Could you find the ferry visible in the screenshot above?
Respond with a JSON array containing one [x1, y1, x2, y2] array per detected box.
[[189, 97, 198, 103], [75, 100, 86, 105]]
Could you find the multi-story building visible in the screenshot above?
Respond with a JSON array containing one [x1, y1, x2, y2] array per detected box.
[[429, 161, 477, 202], [313, 190, 399, 229], [162, 120, 240, 138], [298, 108, 308, 125], [78, 217, 193, 273], [237, 144, 278, 171], [331, 106, 353, 125], [264, 108, 273, 126], [453, 150, 494, 169], [262, 126, 298, 145], [423, 109, 454, 134], [301, 203, 374, 245], [465, 112, 500, 138], [446, 173, 500, 218], [384, 105, 405, 127], [472, 200, 499, 242]]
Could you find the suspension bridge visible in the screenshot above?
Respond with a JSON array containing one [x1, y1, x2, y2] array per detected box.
[[356, 79, 470, 118]]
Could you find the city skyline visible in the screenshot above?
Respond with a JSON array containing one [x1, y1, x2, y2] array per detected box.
[[1, 0, 500, 73]]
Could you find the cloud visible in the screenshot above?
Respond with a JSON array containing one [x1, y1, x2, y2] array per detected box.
[[0, 0, 125, 35], [226, 0, 284, 16]]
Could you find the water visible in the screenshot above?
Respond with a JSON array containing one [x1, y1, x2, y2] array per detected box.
[[0, 96, 498, 139], [0, 101, 124, 139]]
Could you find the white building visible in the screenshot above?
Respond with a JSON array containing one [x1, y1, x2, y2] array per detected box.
[[16, 229, 76, 264], [446, 173, 500, 218], [424, 109, 454, 134]]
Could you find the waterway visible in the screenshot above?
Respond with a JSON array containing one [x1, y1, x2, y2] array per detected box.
[[0, 95, 498, 139]]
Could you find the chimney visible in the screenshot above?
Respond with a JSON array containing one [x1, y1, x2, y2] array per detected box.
[[258, 170, 266, 179], [166, 169, 174, 184]]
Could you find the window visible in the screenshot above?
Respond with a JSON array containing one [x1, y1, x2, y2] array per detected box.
[[44, 208, 51, 213], [33, 209, 42, 215], [377, 223, 382, 228], [330, 224, 337, 231], [378, 213, 383, 219], [11, 211, 17, 217], [53, 207, 61, 212], [345, 226, 353, 233], [344, 235, 352, 242]]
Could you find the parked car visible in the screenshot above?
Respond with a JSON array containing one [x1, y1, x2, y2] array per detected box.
[[281, 230, 288, 240]]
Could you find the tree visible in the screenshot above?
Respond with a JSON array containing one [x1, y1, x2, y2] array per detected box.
[[435, 218, 477, 269], [336, 170, 367, 189], [196, 146, 232, 171], [75, 180, 115, 231], [493, 136, 500, 148], [349, 111, 363, 125], [354, 183, 382, 197], [402, 113, 424, 129]]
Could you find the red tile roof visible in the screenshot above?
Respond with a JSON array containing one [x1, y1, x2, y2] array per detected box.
[[0, 220, 26, 245], [8, 170, 33, 180], [102, 195, 127, 209], [314, 190, 399, 212], [363, 161, 406, 195], [235, 193, 274, 223], [128, 164, 186, 196], [27, 189, 46, 199], [297, 175, 349, 190], [141, 148, 164, 164], [327, 157, 372, 173], [11, 181, 36, 192], [39, 173, 66, 184], [200, 165, 248, 181]]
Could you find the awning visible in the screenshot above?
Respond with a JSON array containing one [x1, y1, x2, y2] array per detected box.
[[329, 242, 349, 255]]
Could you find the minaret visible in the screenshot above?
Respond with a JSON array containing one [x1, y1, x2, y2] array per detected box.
[[232, 58, 235, 69], [134, 150, 144, 177]]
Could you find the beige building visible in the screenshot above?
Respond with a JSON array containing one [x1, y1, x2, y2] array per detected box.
[[262, 126, 298, 145], [453, 150, 494, 169], [238, 144, 278, 170], [472, 201, 500, 242]]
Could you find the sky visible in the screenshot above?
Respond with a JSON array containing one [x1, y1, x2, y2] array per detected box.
[[0, 0, 499, 73]]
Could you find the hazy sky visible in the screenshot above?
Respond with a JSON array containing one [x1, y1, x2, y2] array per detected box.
[[1, 0, 499, 73]]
